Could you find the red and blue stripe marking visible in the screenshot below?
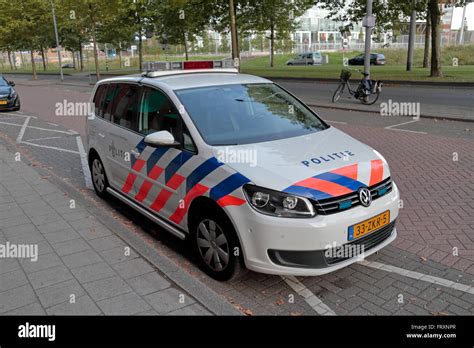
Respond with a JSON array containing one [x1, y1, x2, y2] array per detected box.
[[284, 160, 384, 201]]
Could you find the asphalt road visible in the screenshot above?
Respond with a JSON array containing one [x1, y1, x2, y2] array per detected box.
[[1, 76, 473, 316]]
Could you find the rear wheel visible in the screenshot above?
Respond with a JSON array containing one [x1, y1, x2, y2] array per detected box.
[[190, 207, 245, 281], [332, 83, 345, 103], [90, 155, 109, 198]]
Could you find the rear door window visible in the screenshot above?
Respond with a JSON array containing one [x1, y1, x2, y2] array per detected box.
[[103, 83, 119, 121], [110, 83, 140, 131]]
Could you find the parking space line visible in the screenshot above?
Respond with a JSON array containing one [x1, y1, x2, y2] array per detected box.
[[0, 120, 76, 135], [26, 136, 62, 142], [16, 116, 31, 142], [76, 135, 93, 189], [358, 260, 474, 295], [20, 140, 80, 154], [281, 276, 336, 315], [384, 119, 427, 134], [325, 120, 348, 124]]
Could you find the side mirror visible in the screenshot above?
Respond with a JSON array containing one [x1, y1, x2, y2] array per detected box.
[[8, 81, 15, 86], [144, 131, 179, 147]]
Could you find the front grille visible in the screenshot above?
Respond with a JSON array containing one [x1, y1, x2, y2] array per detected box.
[[324, 220, 396, 265], [267, 220, 396, 269], [312, 177, 393, 215]]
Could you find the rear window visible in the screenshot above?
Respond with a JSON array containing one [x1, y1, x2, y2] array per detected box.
[[93, 84, 107, 117]]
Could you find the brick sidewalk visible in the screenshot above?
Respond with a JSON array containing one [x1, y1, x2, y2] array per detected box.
[[0, 143, 211, 315]]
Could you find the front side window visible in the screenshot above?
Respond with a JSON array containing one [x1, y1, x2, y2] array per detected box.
[[139, 87, 181, 139], [175, 83, 328, 146]]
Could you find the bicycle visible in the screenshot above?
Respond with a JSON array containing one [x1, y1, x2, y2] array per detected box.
[[332, 68, 383, 105]]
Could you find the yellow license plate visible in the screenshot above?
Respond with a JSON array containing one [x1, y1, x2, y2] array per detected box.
[[348, 211, 390, 241], [0, 101, 7, 105]]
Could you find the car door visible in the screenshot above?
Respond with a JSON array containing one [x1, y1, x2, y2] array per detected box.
[[295, 54, 304, 65], [103, 83, 143, 192], [131, 86, 197, 222]]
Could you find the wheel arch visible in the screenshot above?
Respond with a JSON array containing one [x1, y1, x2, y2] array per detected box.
[[187, 196, 246, 261]]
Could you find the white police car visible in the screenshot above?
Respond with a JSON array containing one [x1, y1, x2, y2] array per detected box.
[[86, 60, 399, 280]]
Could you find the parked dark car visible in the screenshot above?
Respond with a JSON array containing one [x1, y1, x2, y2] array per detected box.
[[348, 53, 386, 66], [0, 76, 20, 111], [62, 63, 75, 69]]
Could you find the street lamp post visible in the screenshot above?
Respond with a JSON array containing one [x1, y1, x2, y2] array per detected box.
[[50, 0, 64, 81], [407, 0, 417, 71], [458, 5, 467, 45], [363, 0, 374, 80]]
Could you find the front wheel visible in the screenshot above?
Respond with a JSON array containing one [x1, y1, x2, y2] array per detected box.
[[190, 208, 245, 281], [90, 155, 109, 198], [332, 83, 345, 103]]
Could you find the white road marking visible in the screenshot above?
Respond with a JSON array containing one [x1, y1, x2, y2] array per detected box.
[[325, 120, 348, 124], [281, 275, 336, 315], [358, 260, 474, 295], [20, 140, 80, 154], [16, 116, 30, 142], [384, 119, 427, 134], [0, 120, 76, 135], [47, 122, 59, 127], [26, 136, 62, 142], [75, 135, 93, 189]]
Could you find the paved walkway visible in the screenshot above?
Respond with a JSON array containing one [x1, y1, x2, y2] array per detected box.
[[0, 143, 213, 315]]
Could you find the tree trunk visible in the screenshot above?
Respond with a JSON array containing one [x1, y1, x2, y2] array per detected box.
[[7, 49, 13, 71], [423, 6, 431, 68], [118, 48, 122, 69], [270, 22, 275, 68], [429, 0, 442, 77], [30, 49, 37, 80], [40, 46, 47, 71], [72, 50, 76, 70], [183, 31, 189, 61], [79, 45, 84, 72], [92, 25, 100, 80]]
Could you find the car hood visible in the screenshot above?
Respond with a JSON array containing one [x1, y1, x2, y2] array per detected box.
[[0, 86, 12, 96], [212, 127, 390, 201]]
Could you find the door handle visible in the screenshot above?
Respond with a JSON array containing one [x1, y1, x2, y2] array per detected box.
[[131, 149, 140, 158], [98, 133, 105, 138]]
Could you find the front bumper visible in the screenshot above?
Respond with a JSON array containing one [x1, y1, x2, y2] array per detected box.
[[225, 182, 400, 276], [0, 97, 19, 110]]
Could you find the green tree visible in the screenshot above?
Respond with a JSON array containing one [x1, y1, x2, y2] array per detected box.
[[153, 0, 211, 60], [248, 0, 314, 67]]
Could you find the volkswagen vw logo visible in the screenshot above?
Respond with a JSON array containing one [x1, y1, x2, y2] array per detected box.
[[358, 187, 372, 207]]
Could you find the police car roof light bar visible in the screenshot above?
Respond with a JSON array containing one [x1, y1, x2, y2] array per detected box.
[[143, 59, 235, 76]]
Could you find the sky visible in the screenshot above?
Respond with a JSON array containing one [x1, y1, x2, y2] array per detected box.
[[451, 3, 474, 30]]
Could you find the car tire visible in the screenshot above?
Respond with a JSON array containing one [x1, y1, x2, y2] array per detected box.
[[287, 63, 293, 66], [13, 99, 20, 111], [90, 154, 109, 198], [190, 206, 246, 281]]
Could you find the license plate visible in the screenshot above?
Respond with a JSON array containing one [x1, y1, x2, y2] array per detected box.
[[348, 211, 390, 241], [0, 101, 7, 105]]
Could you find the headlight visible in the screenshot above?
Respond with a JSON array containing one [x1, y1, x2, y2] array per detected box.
[[243, 184, 315, 218], [9, 90, 16, 99]]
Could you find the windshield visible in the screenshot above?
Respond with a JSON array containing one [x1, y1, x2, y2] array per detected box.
[[0, 78, 9, 86], [175, 83, 328, 146]]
